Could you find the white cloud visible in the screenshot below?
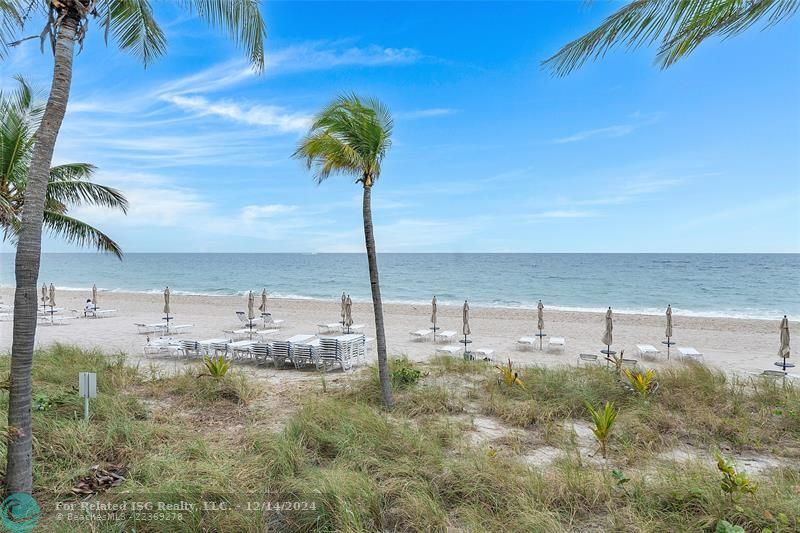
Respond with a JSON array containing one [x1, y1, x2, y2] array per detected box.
[[395, 108, 457, 120], [162, 95, 312, 133], [527, 210, 596, 219], [263, 42, 422, 75], [553, 124, 635, 144], [240, 204, 298, 220]]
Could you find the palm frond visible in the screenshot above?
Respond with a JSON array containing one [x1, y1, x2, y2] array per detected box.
[[42, 210, 123, 258], [0, 0, 23, 60], [46, 174, 129, 213], [177, 0, 267, 71], [543, 0, 799, 76], [100, 0, 167, 66]]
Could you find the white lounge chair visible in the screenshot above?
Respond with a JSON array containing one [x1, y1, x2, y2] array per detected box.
[[342, 324, 365, 333], [677, 347, 703, 360], [228, 340, 257, 360], [409, 329, 433, 341], [547, 337, 566, 352], [317, 323, 342, 334], [577, 353, 600, 366], [636, 344, 660, 358], [473, 348, 494, 361], [435, 345, 462, 356], [435, 330, 456, 343], [517, 337, 537, 350], [143, 337, 180, 356]]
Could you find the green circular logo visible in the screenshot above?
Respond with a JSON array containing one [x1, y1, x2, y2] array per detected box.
[[1, 493, 40, 532]]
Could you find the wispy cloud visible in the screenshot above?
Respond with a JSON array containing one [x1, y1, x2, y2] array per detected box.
[[553, 124, 635, 144], [395, 108, 457, 120], [162, 95, 312, 133], [264, 42, 422, 75], [240, 204, 298, 220]]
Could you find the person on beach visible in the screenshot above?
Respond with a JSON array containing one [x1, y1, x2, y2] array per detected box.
[[84, 299, 96, 317]]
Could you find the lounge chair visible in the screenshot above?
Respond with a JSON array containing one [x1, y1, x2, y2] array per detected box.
[[178, 340, 201, 358], [317, 323, 342, 334], [250, 343, 271, 366], [473, 348, 494, 361], [342, 324, 365, 333], [435, 345, 462, 356], [436, 330, 456, 343], [317, 334, 365, 371], [143, 337, 180, 356], [759, 369, 786, 379], [291, 338, 321, 369], [517, 337, 537, 350], [677, 347, 703, 361], [636, 344, 660, 359], [577, 353, 600, 366], [410, 329, 433, 341], [547, 337, 566, 352]]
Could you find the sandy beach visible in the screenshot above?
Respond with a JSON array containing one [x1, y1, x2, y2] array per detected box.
[[0, 287, 792, 376]]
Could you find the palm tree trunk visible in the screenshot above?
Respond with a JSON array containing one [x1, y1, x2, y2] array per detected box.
[[362, 184, 394, 409], [6, 14, 78, 495]]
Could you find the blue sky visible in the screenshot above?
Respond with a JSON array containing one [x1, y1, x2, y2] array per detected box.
[[3, 1, 799, 253]]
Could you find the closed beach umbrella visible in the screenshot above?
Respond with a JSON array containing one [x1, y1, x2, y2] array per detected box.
[[247, 291, 256, 321], [601, 307, 613, 350], [345, 295, 353, 331], [462, 300, 471, 336], [779, 315, 791, 370], [665, 305, 673, 339], [258, 288, 267, 313], [163, 287, 171, 315], [431, 296, 438, 328], [537, 300, 544, 331], [48, 283, 56, 307], [341, 291, 347, 325], [40, 284, 47, 307], [91, 284, 98, 307]]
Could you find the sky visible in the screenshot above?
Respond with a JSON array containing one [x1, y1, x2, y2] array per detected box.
[[2, 1, 799, 254]]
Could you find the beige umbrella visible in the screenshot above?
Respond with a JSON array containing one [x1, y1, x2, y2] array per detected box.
[[431, 296, 438, 329], [344, 295, 353, 332], [48, 283, 56, 307], [258, 288, 267, 314], [537, 300, 545, 350], [665, 305, 674, 359], [163, 287, 171, 331], [462, 300, 471, 335], [340, 292, 347, 326], [601, 307, 613, 353], [40, 284, 47, 310], [247, 290, 256, 332], [91, 284, 98, 307], [778, 315, 791, 371]]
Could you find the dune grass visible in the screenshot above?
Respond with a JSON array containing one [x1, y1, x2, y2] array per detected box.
[[0, 345, 798, 532]]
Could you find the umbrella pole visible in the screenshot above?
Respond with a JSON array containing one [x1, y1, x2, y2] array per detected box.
[[539, 327, 543, 350]]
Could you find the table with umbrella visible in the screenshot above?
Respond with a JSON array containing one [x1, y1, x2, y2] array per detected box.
[[662, 304, 675, 359], [47, 283, 57, 323], [535, 300, 546, 350], [246, 291, 257, 334], [340, 292, 347, 329], [40, 284, 47, 316], [258, 288, 269, 324], [776, 315, 792, 371], [460, 300, 472, 359]]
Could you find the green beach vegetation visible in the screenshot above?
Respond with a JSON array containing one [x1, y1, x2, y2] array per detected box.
[[3, 345, 798, 532]]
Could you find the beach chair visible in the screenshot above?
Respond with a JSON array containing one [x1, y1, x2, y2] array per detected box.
[[677, 347, 703, 361], [178, 340, 201, 358], [342, 323, 366, 334], [547, 337, 566, 352], [577, 353, 600, 366], [517, 337, 537, 350], [317, 323, 342, 334], [261, 313, 285, 328], [250, 343, 271, 366], [410, 329, 433, 341], [228, 340, 256, 360], [473, 348, 494, 361], [291, 338, 321, 369], [636, 344, 660, 359], [435, 345, 462, 356], [317, 334, 364, 371], [437, 330, 456, 343], [135, 323, 165, 334], [143, 337, 180, 357], [759, 369, 787, 379]]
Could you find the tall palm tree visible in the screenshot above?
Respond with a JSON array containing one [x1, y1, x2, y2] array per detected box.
[[543, 0, 799, 76], [294, 94, 395, 409], [1, 0, 266, 495], [1, 77, 128, 257]]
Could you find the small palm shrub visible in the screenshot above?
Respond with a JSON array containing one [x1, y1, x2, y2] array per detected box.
[[496, 358, 526, 389], [584, 400, 618, 459], [390, 358, 423, 389], [715, 452, 757, 502], [202, 356, 231, 379], [623, 368, 657, 398]]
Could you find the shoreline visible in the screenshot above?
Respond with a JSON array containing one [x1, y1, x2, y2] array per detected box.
[[0, 285, 787, 322]]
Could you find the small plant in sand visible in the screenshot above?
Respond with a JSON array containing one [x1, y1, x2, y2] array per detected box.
[[715, 452, 757, 502], [607, 349, 626, 374], [714, 520, 745, 533], [390, 358, 424, 389], [584, 400, 618, 460], [624, 368, 658, 398], [496, 358, 526, 389], [202, 356, 232, 379]]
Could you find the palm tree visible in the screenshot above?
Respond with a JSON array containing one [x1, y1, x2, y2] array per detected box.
[[1, 77, 127, 257], [543, 0, 799, 76], [294, 94, 395, 409], [1, 0, 266, 495]]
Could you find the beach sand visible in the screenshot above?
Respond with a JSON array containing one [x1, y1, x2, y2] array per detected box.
[[0, 288, 793, 377]]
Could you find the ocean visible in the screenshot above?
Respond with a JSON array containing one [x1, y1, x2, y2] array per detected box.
[[0, 253, 797, 320]]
